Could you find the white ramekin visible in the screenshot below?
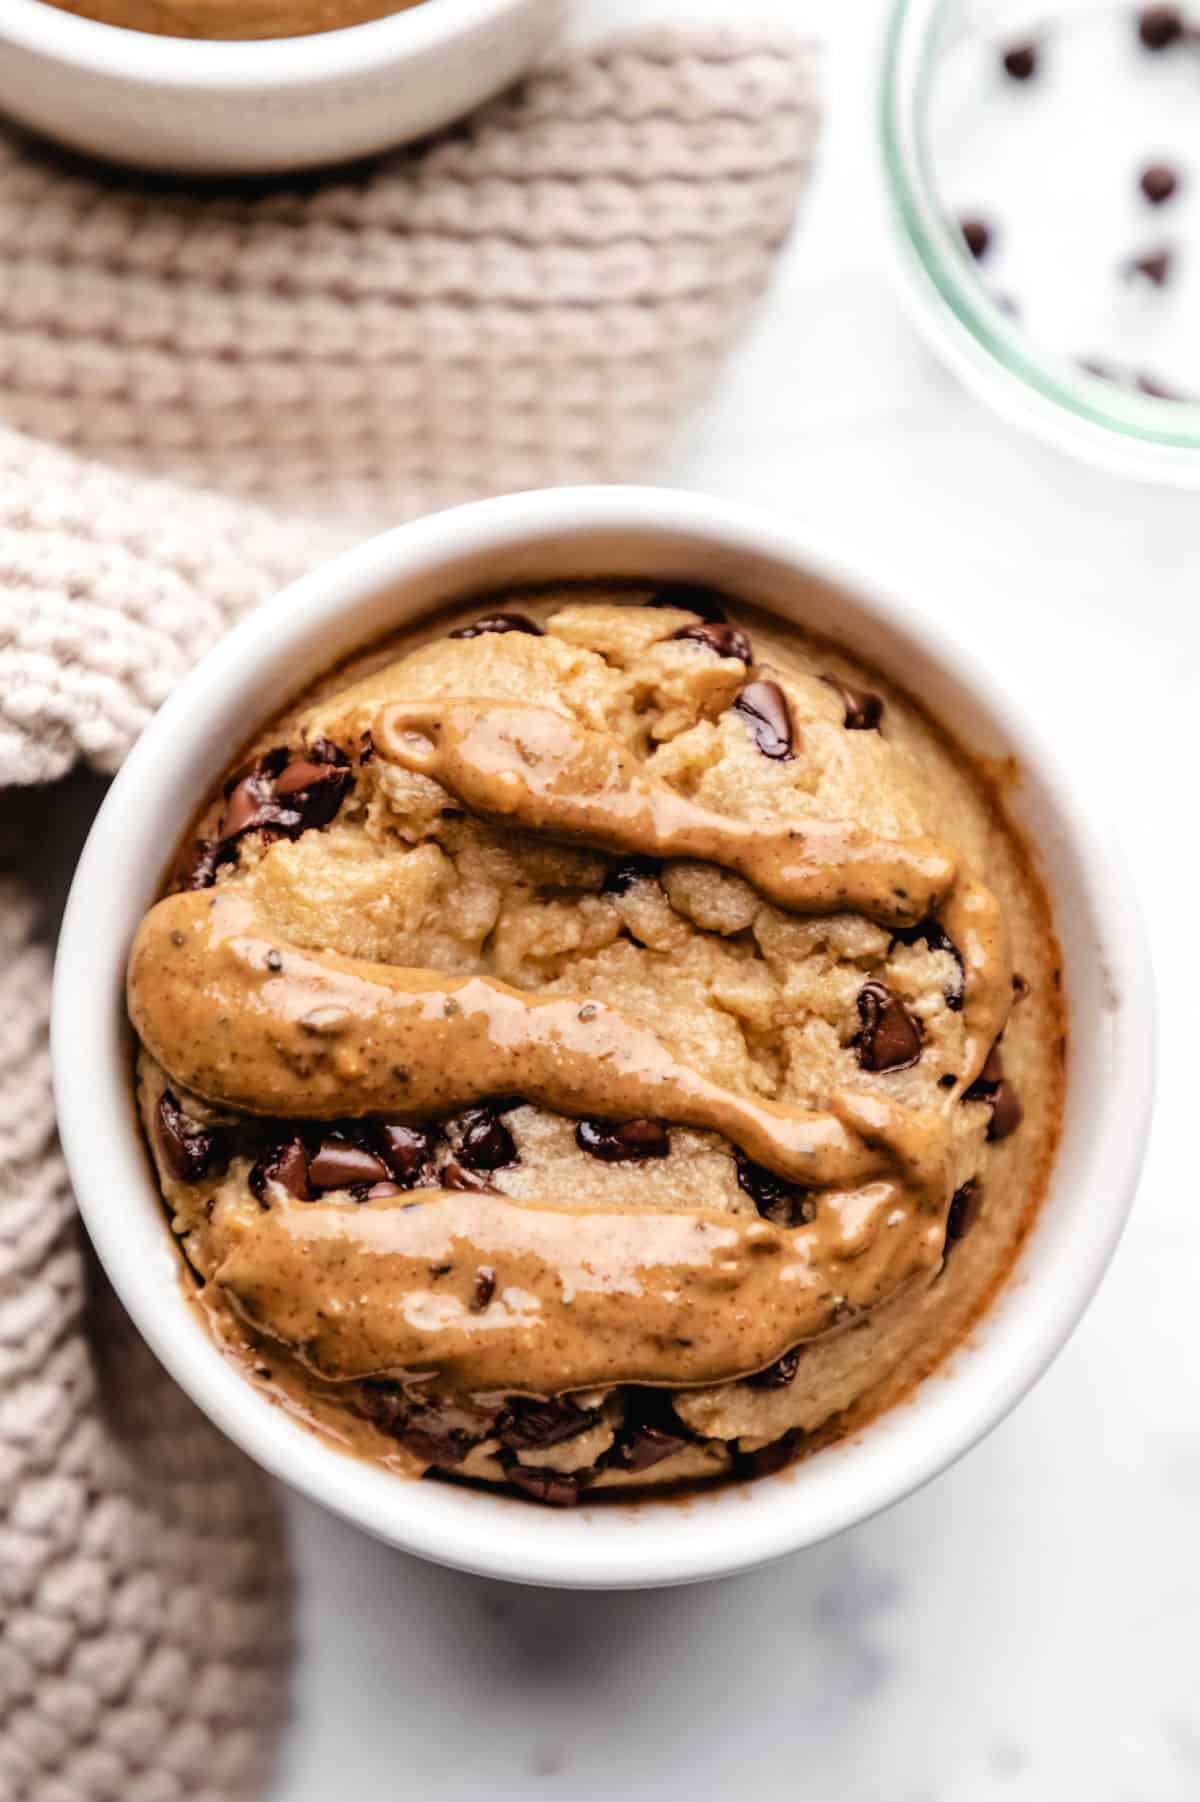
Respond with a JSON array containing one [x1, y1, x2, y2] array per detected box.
[[0, 0, 564, 175], [52, 486, 1154, 1589]]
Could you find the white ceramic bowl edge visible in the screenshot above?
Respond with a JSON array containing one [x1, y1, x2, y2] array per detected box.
[[0, 0, 564, 174]]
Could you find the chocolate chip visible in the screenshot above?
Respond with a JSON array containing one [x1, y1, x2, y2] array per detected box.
[[457, 1107, 517, 1171], [222, 747, 288, 796], [400, 1421, 477, 1467], [1138, 6, 1184, 48], [607, 1423, 688, 1474], [575, 1118, 670, 1162], [890, 918, 965, 1012], [987, 1081, 1024, 1142], [498, 1396, 598, 1451], [362, 1383, 493, 1467], [441, 1160, 496, 1191], [1001, 39, 1039, 79], [960, 217, 992, 260], [358, 1379, 408, 1434], [735, 1153, 816, 1228], [226, 748, 344, 839], [365, 1182, 401, 1199], [308, 735, 347, 766], [176, 837, 230, 892], [1011, 972, 1030, 1002], [272, 753, 340, 796], [647, 583, 728, 622], [504, 1464, 582, 1506], [625, 1386, 691, 1433], [249, 1135, 310, 1203], [1135, 370, 1187, 398], [1125, 248, 1172, 286], [375, 1121, 440, 1184], [964, 1044, 1023, 1142], [308, 1139, 391, 1191], [737, 1429, 802, 1480], [449, 612, 543, 639], [945, 1180, 983, 1247], [153, 1090, 224, 1184], [855, 982, 922, 1073], [746, 1348, 801, 1389], [1141, 163, 1180, 205], [273, 760, 328, 798], [219, 773, 303, 844], [277, 743, 352, 833], [821, 673, 884, 731], [670, 621, 753, 664], [732, 679, 795, 760], [600, 856, 662, 895], [471, 1268, 495, 1311]]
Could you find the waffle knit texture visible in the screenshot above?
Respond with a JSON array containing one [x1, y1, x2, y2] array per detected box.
[[0, 26, 818, 1801]]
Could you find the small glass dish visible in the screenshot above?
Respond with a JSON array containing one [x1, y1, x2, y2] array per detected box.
[[881, 0, 1200, 483]]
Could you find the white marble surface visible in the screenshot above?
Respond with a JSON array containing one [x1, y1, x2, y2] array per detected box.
[[270, 5, 1199, 1798]]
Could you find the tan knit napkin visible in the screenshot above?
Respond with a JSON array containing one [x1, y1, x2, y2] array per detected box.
[[0, 28, 818, 1802]]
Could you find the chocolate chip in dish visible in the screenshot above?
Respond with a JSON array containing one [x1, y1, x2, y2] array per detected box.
[[924, 4, 1200, 409], [127, 584, 1065, 1504]]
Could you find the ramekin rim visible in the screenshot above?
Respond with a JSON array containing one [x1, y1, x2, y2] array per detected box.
[[2, 0, 527, 89]]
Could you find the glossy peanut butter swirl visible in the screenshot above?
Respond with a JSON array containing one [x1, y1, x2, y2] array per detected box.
[[129, 697, 1012, 1393], [211, 1187, 946, 1394], [375, 700, 1011, 1087], [130, 889, 939, 1190], [378, 700, 957, 926]]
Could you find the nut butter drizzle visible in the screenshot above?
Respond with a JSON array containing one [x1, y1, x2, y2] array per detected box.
[[210, 1188, 945, 1395], [374, 699, 1011, 1090], [129, 889, 936, 1195], [129, 693, 1013, 1394], [378, 700, 956, 925]]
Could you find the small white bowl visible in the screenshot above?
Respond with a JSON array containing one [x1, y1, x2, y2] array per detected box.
[[0, 0, 564, 175], [53, 486, 1154, 1589]]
